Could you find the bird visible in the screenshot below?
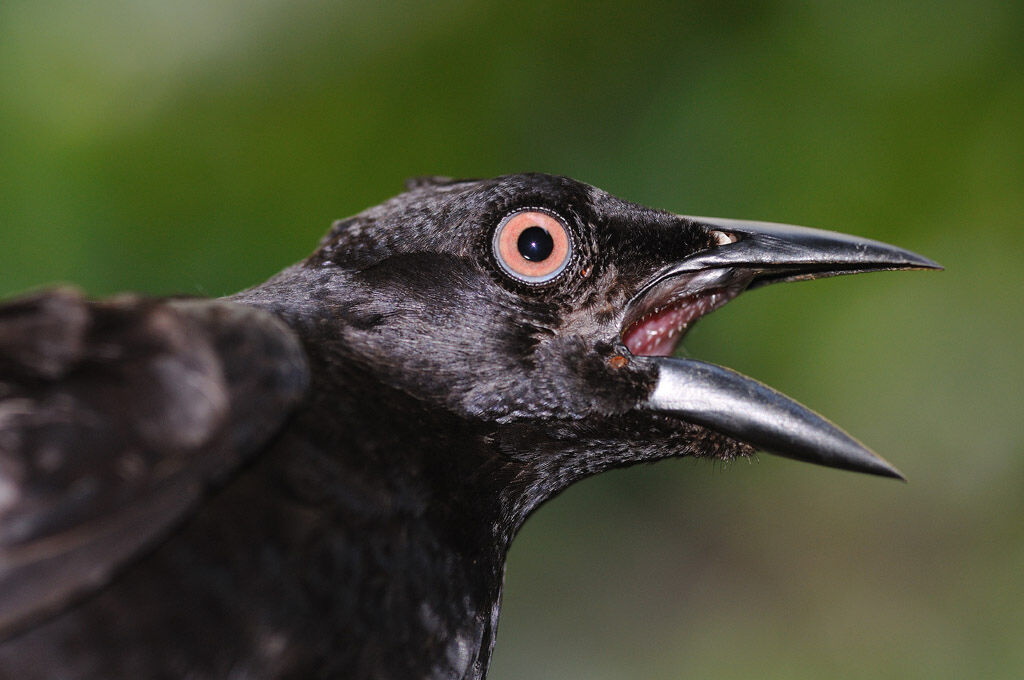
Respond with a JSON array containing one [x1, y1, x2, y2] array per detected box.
[[0, 173, 939, 679]]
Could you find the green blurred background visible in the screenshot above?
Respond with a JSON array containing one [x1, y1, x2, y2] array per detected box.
[[1, 1, 1021, 678]]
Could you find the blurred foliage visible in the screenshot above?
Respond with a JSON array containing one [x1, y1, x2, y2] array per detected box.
[[1, 1, 1022, 678]]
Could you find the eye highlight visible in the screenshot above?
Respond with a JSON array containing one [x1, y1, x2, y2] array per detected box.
[[492, 209, 572, 284]]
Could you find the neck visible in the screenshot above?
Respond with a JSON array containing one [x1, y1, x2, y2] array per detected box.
[[232, 271, 534, 678]]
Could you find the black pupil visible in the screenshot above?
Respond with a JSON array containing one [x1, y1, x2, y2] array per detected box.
[[517, 226, 554, 262]]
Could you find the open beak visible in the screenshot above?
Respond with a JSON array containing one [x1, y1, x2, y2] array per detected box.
[[631, 217, 941, 479]]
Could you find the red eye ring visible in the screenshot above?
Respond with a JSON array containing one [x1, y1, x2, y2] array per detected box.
[[492, 209, 572, 284]]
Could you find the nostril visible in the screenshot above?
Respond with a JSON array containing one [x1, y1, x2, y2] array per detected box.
[[710, 230, 737, 246]]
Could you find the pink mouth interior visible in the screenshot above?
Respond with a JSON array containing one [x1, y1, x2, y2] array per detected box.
[[622, 292, 728, 357]]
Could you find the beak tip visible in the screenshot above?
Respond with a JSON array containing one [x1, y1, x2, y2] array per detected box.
[[906, 252, 943, 272], [825, 443, 907, 481], [798, 434, 908, 481], [870, 459, 907, 482], [778, 442, 907, 481]]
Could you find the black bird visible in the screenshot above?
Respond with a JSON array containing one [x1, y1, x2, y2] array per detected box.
[[0, 174, 938, 678]]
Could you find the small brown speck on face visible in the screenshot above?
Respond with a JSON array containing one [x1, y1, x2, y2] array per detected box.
[[608, 355, 628, 369], [580, 267, 591, 278]]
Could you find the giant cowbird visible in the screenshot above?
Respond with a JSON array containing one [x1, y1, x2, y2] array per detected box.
[[0, 174, 938, 678]]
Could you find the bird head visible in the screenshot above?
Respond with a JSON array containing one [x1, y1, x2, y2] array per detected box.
[[272, 173, 937, 517]]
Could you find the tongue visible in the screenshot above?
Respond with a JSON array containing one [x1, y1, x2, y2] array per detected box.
[[623, 305, 693, 357]]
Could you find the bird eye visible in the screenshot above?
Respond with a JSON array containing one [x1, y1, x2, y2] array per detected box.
[[492, 210, 572, 284]]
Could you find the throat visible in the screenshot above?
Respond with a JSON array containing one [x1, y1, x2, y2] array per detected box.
[[267, 401, 513, 679]]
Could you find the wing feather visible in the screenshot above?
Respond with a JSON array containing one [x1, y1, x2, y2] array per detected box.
[[0, 288, 308, 636]]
